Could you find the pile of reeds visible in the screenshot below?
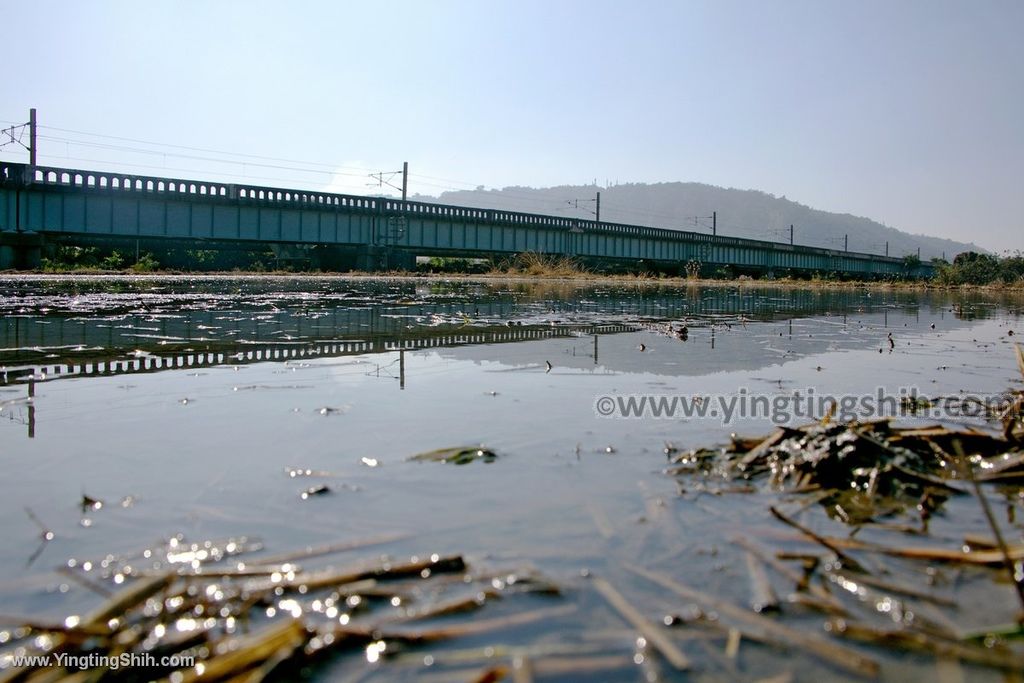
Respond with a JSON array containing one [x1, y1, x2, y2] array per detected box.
[[649, 344, 1024, 677], [0, 534, 568, 682]]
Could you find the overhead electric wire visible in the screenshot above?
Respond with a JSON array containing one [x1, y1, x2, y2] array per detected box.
[[14, 118, 706, 227], [5, 117, 767, 234], [4, 118, 938, 258], [29, 153, 380, 194], [36, 134, 368, 178], [38, 124, 369, 173]]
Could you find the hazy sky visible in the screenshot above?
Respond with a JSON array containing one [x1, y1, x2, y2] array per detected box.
[[2, 0, 1020, 252]]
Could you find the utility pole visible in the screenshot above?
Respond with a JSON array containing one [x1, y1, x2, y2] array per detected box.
[[885, 241, 889, 257], [917, 246, 921, 259], [1, 109, 38, 167], [844, 234, 848, 252], [29, 108, 37, 167], [566, 194, 600, 222], [789, 224, 794, 245], [712, 211, 717, 236], [401, 161, 408, 202]]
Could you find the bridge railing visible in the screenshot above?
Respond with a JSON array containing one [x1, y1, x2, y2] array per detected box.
[[0, 161, 918, 268], [22, 164, 236, 199], [235, 185, 379, 210]]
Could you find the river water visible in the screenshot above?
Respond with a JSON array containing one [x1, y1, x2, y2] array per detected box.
[[0, 276, 1022, 681]]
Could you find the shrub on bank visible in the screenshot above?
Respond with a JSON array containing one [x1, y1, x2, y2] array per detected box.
[[934, 251, 1024, 286]]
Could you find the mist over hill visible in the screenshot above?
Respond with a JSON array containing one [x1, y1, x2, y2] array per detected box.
[[411, 182, 979, 261]]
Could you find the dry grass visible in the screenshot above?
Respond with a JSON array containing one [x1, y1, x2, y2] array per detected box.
[[489, 251, 589, 278]]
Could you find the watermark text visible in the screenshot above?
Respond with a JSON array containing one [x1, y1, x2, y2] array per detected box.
[[593, 387, 1010, 424]]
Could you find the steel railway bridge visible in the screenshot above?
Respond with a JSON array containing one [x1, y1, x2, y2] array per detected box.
[[0, 162, 931, 277]]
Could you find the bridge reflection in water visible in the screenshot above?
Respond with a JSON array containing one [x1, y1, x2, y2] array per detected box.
[[1, 278, 991, 440], [1, 321, 634, 387], [1, 322, 638, 439]]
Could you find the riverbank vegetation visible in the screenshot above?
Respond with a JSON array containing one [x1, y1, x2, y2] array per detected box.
[[21, 245, 1024, 290], [933, 252, 1024, 286]]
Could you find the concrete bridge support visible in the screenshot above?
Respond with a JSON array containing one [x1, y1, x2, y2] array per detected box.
[[313, 245, 415, 272], [0, 232, 42, 270]]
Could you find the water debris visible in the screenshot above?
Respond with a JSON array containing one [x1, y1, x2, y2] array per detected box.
[[409, 446, 499, 465], [826, 619, 1024, 671], [769, 506, 867, 573], [24, 507, 54, 567], [591, 577, 691, 671], [653, 349, 1024, 675], [0, 534, 566, 682], [300, 484, 332, 500], [80, 494, 103, 512], [24, 507, 53, 542], [627, 565, 880, 678], [732, 536, 844, 612], [745, 552, 780, 613], [360, 456, 380, 468], [675, 419, 1024, 524], [826, 569, 956, 608], [317, 406, 347, 416]]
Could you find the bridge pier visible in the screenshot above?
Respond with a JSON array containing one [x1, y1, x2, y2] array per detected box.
[[0, 232, 43, 270], [313, 245, 358, 271], [269, 243, 314, 270], [313, 245, 415, 272]]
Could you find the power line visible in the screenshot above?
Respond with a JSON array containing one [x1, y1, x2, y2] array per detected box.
[[3, 116, 731, 233], [9, 117, 708, 227], [35, 134, 369, 179], [37, 124, 369, 173], [24, 153, 381, 193]]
